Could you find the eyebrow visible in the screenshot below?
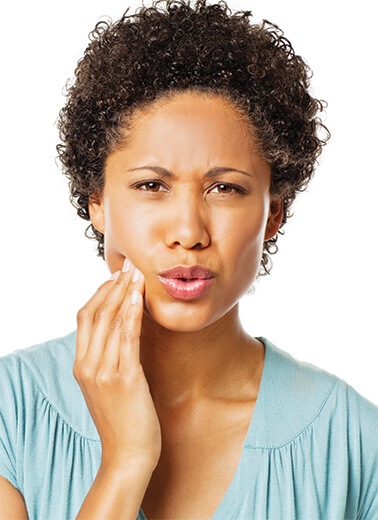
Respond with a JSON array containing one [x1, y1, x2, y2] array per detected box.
[[126, 165, 252, 178]]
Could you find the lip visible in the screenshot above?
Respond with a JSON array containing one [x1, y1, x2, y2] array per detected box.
[[158, 265, 215, 301]]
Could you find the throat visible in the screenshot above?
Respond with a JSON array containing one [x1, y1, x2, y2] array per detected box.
[[140, 313, 264, 409]]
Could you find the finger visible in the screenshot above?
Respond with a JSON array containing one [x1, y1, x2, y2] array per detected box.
[[83, 268, 135, 368], [117, 270, 145, 373], [102, 267, 145, 369], [118, 289, 144, 373], [75, 271, 122, 364]]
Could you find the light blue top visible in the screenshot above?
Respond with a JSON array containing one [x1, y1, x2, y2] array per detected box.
[[0, 332, 377, 519]]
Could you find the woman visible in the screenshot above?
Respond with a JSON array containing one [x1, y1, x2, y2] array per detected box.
[[0, 1, 377, 518]]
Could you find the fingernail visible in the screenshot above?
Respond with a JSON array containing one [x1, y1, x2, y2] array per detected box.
[[130, 290, 140, 305], [122, 258, 131, 273], [131, 267, 142, 283], [109, 270, 121, 280]]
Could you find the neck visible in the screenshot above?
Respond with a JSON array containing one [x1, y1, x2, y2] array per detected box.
[[139, 304, 263, 409]]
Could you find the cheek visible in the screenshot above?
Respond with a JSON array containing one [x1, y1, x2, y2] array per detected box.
[[103, 204, 159, 271], [223, 215, 266, 283]]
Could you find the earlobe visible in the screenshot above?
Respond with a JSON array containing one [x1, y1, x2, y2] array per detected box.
[[88, 194, 105, 235], [264, 198, 283, 241]]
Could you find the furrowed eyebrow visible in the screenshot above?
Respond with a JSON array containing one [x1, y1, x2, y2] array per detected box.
[[205, 166, 252, 178], [126, 165, 252, 178], [126, 166, 174, 178]]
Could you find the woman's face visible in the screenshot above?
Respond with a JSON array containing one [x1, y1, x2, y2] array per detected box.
[[90, 91, 282, 332]]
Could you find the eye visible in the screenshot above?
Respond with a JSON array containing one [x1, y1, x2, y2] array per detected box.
[[209, 183, 246, 195], [142, 181, 161, 192], [214, 183, 234, 194], [133, 180, 168, 193]]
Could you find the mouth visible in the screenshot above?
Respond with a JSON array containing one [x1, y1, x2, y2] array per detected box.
[[158, 265, 215, 301]]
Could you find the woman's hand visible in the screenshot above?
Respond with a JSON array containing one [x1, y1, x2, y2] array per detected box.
[[74, 258, 161, 483]]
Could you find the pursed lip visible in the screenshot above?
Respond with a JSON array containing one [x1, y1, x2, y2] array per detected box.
[[158, 265, 216, 280], [157, 265, 216, 300]]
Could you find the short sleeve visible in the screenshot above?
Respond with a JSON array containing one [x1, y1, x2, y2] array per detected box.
[[0, 354, 24, 491]]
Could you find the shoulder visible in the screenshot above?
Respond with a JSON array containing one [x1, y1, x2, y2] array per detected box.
[[252, 339, 378, 517], [1, 330, 76, 369], [0, 332, 98, 439], [0, 332, 76, 401], [256, 338, 378, 446]]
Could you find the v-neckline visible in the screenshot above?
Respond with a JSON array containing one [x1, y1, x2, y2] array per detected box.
[[138, 336, 271, 520], [209, 336, 269, 519]]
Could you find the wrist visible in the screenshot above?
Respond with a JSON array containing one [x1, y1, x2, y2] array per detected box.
[[100, 454, 156, 484], [77, 457, 155, 518]]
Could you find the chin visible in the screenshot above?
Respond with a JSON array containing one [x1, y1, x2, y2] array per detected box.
[[143, 295, 227, 333]]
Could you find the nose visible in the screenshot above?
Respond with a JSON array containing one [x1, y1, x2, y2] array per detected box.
[[164, 194, 210, 250]]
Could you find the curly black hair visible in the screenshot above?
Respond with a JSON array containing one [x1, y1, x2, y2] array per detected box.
[[57, 0, 329, 275]]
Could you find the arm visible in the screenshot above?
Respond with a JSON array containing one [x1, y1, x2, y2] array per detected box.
[[77, 463, 153, 519], [74, 262, 161, 519], [0, 476, 28, 520]]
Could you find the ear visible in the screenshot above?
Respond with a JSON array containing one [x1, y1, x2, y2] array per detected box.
[[264, 197, 283, 241], [88, 193, 105, 235]]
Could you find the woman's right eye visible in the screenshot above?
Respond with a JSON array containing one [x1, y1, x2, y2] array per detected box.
[[133, 180, 168, 193]]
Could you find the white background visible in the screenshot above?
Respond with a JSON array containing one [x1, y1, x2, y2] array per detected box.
[[0, 0, 377, 404]]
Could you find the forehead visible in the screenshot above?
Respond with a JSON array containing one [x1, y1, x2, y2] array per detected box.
[[121, 91, 260, 164], [131, 90, 253, 135]]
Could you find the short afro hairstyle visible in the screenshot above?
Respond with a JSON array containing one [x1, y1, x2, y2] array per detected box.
[[57, 0, 329, 275]]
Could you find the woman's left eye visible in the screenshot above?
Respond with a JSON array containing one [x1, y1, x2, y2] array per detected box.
[[209, 183, 245, 195]]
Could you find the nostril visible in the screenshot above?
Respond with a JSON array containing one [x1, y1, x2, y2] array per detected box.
[[166, 222, 211, 250]]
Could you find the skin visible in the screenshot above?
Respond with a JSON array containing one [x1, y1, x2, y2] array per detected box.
[[0, 91, 283, 519]]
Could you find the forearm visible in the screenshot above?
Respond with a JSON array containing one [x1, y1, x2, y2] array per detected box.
[[76, 462, 153, 520]]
